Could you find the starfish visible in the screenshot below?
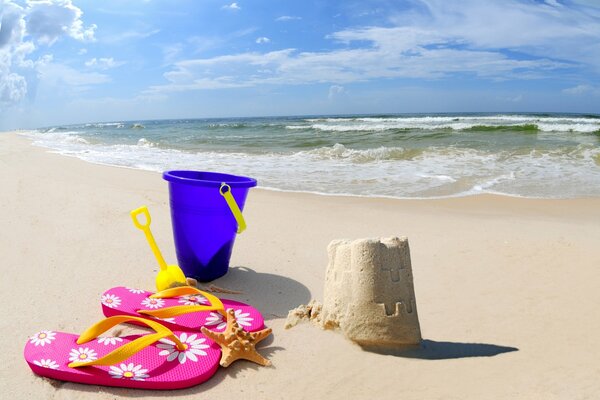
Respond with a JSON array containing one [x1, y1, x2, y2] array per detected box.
[[201, 308, 272, 367]]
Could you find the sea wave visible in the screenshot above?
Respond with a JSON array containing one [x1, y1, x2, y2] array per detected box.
[[137, 138, 156, 147], [305, 114, 600, 123], [294, 115, 600, 133], [18, 115, 600, 199], [25, 140, 600, 198], [301, 143, 423, 162], [207, 122, 249, 129], [24, 129, 90, 145], [84, 122, 126, 128], [296, 122, 599, 133]]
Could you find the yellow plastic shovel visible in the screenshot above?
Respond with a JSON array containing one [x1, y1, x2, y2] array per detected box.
[[131, 206, 187, 291]]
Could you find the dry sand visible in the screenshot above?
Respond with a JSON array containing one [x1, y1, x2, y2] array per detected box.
[[1, 132, 600, 399]]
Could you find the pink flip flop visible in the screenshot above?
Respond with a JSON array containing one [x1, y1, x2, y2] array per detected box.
[[101, 286, 264, 333], [24, 315, 221, 390]]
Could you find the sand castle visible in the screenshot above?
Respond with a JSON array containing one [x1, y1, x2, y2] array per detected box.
[[320, 237, 422, 346]]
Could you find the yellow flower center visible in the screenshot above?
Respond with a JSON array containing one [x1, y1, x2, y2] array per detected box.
[[38, 333, 47, 339], [183, 343, 188, 350], [79, 354, 87, 359], [123, 371, 134, 378], [43, 365, 50, 368], [106, 299, 113, 303]]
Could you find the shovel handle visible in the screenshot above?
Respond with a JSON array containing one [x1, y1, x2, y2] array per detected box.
[[220, 183, 247, 234], [131, 206, 168, 271]]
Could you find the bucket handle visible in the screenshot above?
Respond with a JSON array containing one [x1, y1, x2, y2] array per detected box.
[[219, 183, 247, 234]]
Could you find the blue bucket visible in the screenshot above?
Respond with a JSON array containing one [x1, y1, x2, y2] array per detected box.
[[163, 170, 257, 282]]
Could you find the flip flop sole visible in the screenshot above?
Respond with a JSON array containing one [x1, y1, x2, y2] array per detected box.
[[24, 330, 220, 390]]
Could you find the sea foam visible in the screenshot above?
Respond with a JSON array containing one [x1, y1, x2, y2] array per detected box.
[[20, 113, 600, 199]]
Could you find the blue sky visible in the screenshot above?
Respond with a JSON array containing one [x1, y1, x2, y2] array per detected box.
[[1, 0, 599, 129]]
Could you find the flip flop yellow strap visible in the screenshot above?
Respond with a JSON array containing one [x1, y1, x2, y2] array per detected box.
[[151, 286, 224, 311], [219, 183, 247, 234], [150, 286, 211, 298], [144, 286, 225, 317], [69, 315, 185, 368], [139, 304, 225, 319]]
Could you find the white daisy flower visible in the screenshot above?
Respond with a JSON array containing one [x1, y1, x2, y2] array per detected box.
[[68, 347, 98, 363], [204, 309, 253, 331], [126, 287, 146, 294], [204, 312, 226, 330], [101, 294, 121, 309], [29, 331, 56, 347], [98, 337, 124, 346], [157, 332, 210, 364], [109, 363, 149, 381], [232, 309, 253, 328], [178, 294, 208, 306], [141, 297, 165, 309], [33, 359, 60, 369]]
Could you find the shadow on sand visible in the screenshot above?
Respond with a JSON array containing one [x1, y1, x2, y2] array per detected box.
[[209, 265, 312, 320], [362, 339, 518, 360]]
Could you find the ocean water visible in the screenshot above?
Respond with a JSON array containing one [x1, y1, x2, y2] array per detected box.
[[22, 113, 600, 199]]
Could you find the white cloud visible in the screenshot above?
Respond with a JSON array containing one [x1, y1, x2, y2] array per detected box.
[[0, 1, 26, 49], [256, 36, 270, 44], [328, 85, 345, 100], [84, 57, 125, 70], [1, 1, 31, 105], [147, 22, 571, 94], [146, 1, 600, 94], [101, 28, 160, 44], [77, 48, 87, 55], [0, 72, 27, 104], [185, 28, 257, 56], [390, 0, 600, 68], [38, 61, 110, 86], [162, 43, 183, 63], [222, 2, 240, 11], [275, 15, 301, 22], [562, 84, 593, 95], [26, 0, 96, 44], [0, 0, 99, 106]]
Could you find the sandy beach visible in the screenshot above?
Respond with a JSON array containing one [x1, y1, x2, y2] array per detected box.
[[2, 131, 600, 399]]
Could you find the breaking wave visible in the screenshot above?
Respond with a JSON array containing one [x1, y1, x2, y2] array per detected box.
[[20, 113, 600, 199]]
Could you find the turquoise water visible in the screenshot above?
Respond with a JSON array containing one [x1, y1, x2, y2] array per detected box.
[[23, 113, 600, 199]]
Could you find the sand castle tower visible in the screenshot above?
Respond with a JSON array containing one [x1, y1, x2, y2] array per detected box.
[[321, 237, 421, 346]]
